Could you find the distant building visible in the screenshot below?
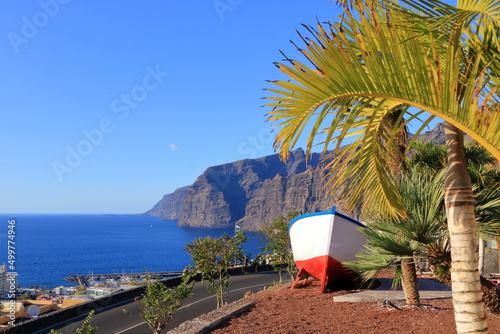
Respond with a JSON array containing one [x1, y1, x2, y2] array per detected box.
[[67, 286, 123, 301], [52, 286, 70, 295], [0, 266, 6, 296], [0, 265, 18, 298]]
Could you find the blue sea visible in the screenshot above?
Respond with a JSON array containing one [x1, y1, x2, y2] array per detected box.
[[0, 214, 265, 288]]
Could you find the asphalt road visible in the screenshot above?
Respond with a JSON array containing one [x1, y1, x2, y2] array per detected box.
[[37, 271, 285, 334]]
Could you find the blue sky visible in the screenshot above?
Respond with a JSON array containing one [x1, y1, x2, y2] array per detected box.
[[0, 1, 444, 214], [0, 0, 350, 214]]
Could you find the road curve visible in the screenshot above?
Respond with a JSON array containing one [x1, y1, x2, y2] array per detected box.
[[37, 271, 285, 334]]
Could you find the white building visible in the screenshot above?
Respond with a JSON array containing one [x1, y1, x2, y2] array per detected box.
[[52, 286, 70, 295], [0, 265, 18, 298]]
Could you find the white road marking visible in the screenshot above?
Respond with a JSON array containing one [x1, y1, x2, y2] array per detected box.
[[115, 281, 274, 333], [115, 321, 145, 334]]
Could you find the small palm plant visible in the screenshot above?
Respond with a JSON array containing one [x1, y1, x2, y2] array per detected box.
[[346, 171, 446, 306], [411, 142, 500, 279]]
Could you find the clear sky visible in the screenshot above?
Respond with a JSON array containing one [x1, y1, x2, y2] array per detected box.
[[0, 1, 444, 214], [0, 0, 351, 214]]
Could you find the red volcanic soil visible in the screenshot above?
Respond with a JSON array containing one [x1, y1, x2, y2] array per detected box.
[[210, 271, 500, 334]]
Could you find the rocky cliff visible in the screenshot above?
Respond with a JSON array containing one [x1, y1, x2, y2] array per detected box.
[[144, 123, 448, 231], [145, 186, 190, 220], [143, 148, 350, 230]]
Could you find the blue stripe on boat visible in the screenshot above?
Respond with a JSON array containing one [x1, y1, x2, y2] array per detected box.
[[288, 206, 364, 232]]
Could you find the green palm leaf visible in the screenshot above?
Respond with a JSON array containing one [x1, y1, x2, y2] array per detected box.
[[265, 0, 499, 216]]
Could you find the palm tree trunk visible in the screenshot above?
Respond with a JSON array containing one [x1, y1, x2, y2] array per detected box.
[[401, 257, 420, 305], [444, 122, 487, 333], [382, 109, 408, 178]]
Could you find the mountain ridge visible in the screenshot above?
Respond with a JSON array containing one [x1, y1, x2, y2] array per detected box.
[[144, 123, 450, 231]]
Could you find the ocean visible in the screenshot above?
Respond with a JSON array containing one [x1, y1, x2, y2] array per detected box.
[[0, 214, 265, 289]]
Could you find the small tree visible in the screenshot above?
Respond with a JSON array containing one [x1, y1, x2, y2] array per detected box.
[[260, 212, 299, 283], [184, 232, 248, 308], [136, 273, 194, 334], [50, 310, 97, 334]]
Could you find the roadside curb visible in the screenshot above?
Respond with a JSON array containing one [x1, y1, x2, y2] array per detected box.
[[168, 299, 256, 334]]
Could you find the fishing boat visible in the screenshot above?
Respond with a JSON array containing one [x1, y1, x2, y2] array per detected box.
[[288, 206, 366, 293]]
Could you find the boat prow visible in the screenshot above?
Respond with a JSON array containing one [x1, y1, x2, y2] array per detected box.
[[288, 206, 366, 293]]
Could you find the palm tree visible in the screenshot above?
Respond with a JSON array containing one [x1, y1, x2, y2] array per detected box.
[[347, 171, 446, 306], [264, 1, 499, 332]]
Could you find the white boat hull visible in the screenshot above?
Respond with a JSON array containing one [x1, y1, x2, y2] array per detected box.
[[288, 206, 366, 293]]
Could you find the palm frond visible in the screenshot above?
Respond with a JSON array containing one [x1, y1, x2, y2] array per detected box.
[[265, 0, 499, 216], [343, 243, 400, 288], [475, 183, 500, 238]]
